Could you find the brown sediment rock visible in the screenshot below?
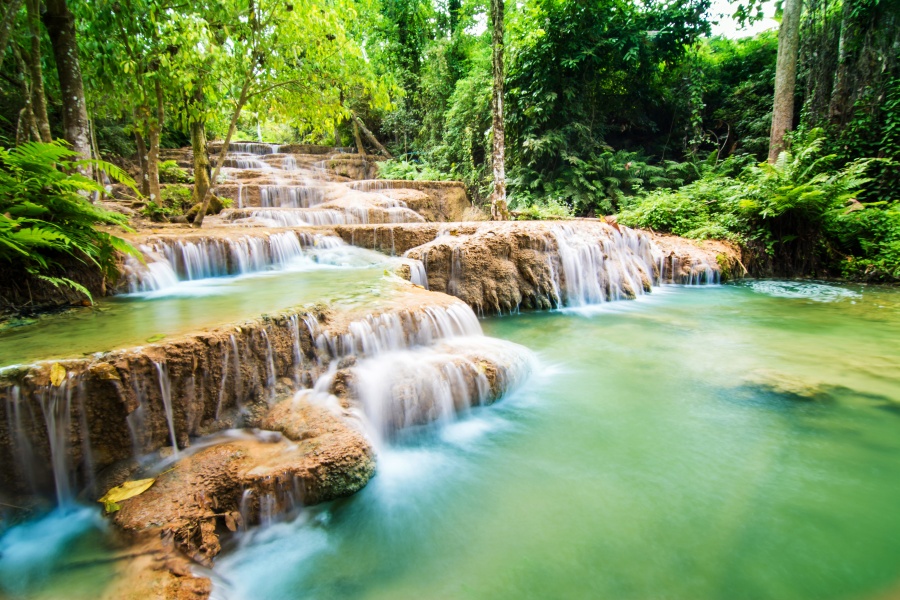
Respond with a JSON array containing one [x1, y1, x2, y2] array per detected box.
[[113, 399, 373, 564], [650, 233, 744, 281], [358, 181, 473, 222], [99, 534, 212, 600], [0, 281, 465, 498], [333, 220, 743, 314]]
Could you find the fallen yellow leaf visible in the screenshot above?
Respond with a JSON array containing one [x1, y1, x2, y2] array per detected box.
[[49, 363, 66, 387], [98, 478, 156, 513]]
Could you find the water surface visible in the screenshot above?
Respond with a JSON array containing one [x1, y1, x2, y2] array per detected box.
[[4, 281, 900, 600], [211, 281, 900, 600]]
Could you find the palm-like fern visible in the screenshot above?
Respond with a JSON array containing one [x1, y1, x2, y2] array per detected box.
[[0, 141, 140, 300]]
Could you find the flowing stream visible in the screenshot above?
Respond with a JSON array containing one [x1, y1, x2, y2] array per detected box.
[[5, 281, 899, 599], [205, 282, 900, 600], [1, 142, 898, 600]]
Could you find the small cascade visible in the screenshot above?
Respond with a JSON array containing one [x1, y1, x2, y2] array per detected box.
[[230, 335, 244, 411], [229, 142, 280, 155], [552, 224, 658, 306], [282, 155, 298, 171], [260, 185, 325, 208], [289, 316, 304, 387], [126, 232, 308, 292], [5, 386, 39, 495], [153, 361, 179, 455], [346, 180, 398, 192], [37, 379, 75, 506], [223, 155, 270, 170], [260, 329, 277, 398], [312, 303, 482, 361], [662, 255, 720, 285], [448, 247, 463, 297], [127, 378, 149, 458]]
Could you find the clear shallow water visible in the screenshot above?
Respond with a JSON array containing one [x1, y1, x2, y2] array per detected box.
[[4, 281, 900, 600], [209, 281, 900, 600], [0, 245, 392, 368]]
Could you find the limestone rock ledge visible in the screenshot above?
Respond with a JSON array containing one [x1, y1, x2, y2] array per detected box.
[[333, 220, 742, 314]]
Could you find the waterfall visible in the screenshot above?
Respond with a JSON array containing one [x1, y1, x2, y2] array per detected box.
[[5, 386, 39, 495], [261, 328, 276, 398], [154, 361, 179, 455], [552, 224, 658, 306], [126, 232, 309, 292], [346, 180, 397, 192], [260, 185, 325, 208], [313, 303, 482, 361], [229, 142, 280, 155], [230, 335, 244, 410]]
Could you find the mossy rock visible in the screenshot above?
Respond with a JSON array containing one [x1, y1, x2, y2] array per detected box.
[[185, 195, 225, 222]]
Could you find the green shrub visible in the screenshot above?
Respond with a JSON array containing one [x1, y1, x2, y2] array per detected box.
[[159, 160, 193, 184], [377, 159, 452, 181], [514, 198, 573, 220], [0, 141, 140, 298], [830, 203, 900, 281]]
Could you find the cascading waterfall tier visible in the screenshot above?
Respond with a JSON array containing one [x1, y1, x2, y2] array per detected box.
[[394, 221, 731, 315], [123, 231, 342, 292], [0, 288, 533, 505]]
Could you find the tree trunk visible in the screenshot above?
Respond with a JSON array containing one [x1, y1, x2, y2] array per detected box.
[[334, 122, 341, 148], [16, 107, 29, 145], [352, 113, 392, 158], [145, 80, 165, 205], [134, 122, 150, 197], [828, 0, 857, 126], [193, 77, 252, 228], [146, 119, 161, 205], [42, 0, 91, 173], [768, 0, 803, 163], [25, 0, 50, 141], [190, 117, 211, 207], [0, 0, 24, 72], [489, 0, 509, 220], [352, 118, 366, 156], [11, 42, 39, 142]]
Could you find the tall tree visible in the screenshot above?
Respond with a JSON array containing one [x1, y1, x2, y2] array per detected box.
[[768, 0, 803, 163], [23, 0, 51, 142], [42, 0, 91, 169], [489, 0, 508, 220], [0, 0, 24, 71]]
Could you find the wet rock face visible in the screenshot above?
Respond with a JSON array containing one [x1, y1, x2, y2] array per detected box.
[[0, 286, 511, 501], [113, 400, 374, 564], [338, 220, 742, 315], [0, 312, 316, 498]]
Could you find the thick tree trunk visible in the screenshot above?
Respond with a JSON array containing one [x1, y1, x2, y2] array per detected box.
[[134, 123, 150, 197], [42, 0, 91, 173], [352, 114, 392, 158], [333, 122, 341, 147], [0, 0, 24, 72], [193, 77, 252, 228], [25, 0, 50, 142], [146, 120, 161, 205], [16, 107, 30, 145], [352, 118, 366, 156], [11, 42, 39, 142], [768, 0, 803, 163], [190, 118, 211, 207], [145, 81, 165, 205], [489, 0, 509, 220]]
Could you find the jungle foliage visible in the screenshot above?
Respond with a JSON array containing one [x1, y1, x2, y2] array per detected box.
[[0, 141, 138, 298], [369, 0, 899, 279], [1, 0, 899, 280]]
